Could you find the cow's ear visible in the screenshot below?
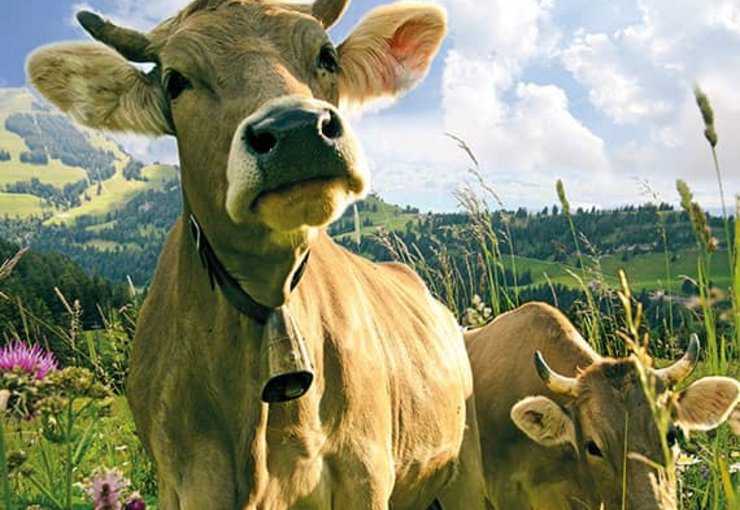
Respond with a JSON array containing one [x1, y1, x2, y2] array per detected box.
[[27, 42, 171, 135], [511, 396, 577, 449], [337, 2, 446, 107], [675, 377, 740, 432]]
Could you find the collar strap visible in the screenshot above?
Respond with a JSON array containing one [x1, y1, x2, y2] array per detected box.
[[187, 214, 309, 325]]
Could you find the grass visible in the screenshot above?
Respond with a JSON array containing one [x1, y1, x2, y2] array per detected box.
[[0, 98, 88, 192], [45, 164, 178, 225], [0, 86, 738, 509], [0, 161, 87, 188], [0, 88, 179, 222], [335, 195, 418, 240], [499, 249, 733, 291], [0, 193, 49, 218], [4, 395, 158, 509]]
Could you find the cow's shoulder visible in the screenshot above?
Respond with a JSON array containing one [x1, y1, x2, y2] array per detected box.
[[376, 261, 429, 291]]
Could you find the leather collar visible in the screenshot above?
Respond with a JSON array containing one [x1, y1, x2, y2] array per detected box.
[[187, 214, 309, 325]]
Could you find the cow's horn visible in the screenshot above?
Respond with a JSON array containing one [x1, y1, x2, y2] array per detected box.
[[656, 334, 700, 387], [534, 351, 579, 397], [77, 11, 156, 63], [312, 0, 350, 28]]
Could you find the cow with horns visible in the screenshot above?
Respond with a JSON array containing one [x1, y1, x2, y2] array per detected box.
[[465, 302, 740, 510], [27, 1, 489, 508]]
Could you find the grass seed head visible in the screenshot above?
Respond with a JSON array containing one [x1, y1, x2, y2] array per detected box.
[[556, 179, 571, 215], [694, 87, 718, 148]]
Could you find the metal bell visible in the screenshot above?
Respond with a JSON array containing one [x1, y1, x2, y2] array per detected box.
[[260, 305, 314, 403]]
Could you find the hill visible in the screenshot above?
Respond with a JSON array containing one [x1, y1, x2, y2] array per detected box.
[[0, 87, 178, 221], [0, 87, 732, 300]]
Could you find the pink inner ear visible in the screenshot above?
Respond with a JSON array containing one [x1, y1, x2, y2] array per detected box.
[[386, 20, 439, 90]]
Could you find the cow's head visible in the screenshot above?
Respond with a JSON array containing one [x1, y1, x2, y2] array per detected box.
[[511, 336, 739, 510], [27, 0, 446, 305]]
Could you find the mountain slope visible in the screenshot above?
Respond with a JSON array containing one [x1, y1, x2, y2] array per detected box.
[[0, 87, 177, 221]]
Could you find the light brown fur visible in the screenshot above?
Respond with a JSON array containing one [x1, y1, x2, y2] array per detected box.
[[28, 1, 488, 508], [466, 302, 740, 510]]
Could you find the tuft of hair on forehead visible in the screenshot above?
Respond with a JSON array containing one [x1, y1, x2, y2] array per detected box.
[[580, 359, 641, 394], [147, 0, 311, 49]]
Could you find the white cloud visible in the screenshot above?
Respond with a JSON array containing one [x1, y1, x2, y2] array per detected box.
[[562, 32, 672, 124], [435, 0, 609, 208], [73, 0, 187, 31], [66, 0, 740, 212], [707, 2, 740, 35]]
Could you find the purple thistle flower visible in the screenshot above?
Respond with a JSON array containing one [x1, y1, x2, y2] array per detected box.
[[124, 494, 146, 510], [85, 468, 130, 510], [0, 340, 58, 380]]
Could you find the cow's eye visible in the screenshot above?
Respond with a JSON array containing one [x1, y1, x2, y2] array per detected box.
[[164, 70, 192, 101], [585, 440, 603, 458], [317, 44, 338, 73]]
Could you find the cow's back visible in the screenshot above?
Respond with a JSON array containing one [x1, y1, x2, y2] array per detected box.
[[464, 302, 598, 508]]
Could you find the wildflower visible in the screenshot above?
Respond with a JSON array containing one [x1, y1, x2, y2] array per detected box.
[[698, 464, 710, 480], [124, 494, 147, 510], [85, 467, 130, 510], [0, 340, 58, 380], [675, 452, 701, 469], [40, 367, 109, 400]]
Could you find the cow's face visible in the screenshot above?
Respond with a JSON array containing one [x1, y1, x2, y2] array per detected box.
[[512, 341, 739, 510], [157, 4, 366, 235], [27, 0, 446, 303]]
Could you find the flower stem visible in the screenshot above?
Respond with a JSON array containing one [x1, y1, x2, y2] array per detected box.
[[0, 417, 13, 510], [710, 147, 734, 279], [65, 399, 74, 510]]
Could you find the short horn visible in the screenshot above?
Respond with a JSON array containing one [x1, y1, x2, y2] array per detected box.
[[534, 351, 579, 397], [656, 334, 700, 386], [312, 0, 350, 28], [77, 11, 156, 63]]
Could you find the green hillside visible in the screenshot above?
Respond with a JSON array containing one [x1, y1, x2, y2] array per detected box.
[[0, 88, 177, 220]]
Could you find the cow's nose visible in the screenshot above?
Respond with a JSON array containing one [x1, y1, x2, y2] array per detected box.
[[244, 106, 344, 156]]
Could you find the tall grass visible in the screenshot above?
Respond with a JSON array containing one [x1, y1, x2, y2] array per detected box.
[[363, 91, 739, 508]]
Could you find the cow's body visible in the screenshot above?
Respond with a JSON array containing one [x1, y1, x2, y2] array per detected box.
[[131, 228, 473, 509], [465, 302, 597, 509], [466, 301, 740, 510], [27, 1, 489, 508]]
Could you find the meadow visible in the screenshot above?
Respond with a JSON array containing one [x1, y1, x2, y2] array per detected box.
[[0, 91, 737, 510]]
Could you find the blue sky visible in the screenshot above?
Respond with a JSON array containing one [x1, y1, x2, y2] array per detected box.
[[3, 0, 740, 213]]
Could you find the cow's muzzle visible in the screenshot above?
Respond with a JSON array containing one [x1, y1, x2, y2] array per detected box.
[[245, 105, 343, 158], [225, 96, 367, 228], [245, 100, 352, 196]]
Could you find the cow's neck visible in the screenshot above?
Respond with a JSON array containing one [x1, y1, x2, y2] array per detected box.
[[183, 207, 313, 321], [187, 214, 310, 323]]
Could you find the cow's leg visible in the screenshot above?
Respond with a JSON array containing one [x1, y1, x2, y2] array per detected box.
[[331, 453, 394, 510], [176, 441, 237, 510], [332, 485, 392, 510], [436, 395, 491, 510], [155, 480, 180, 510]]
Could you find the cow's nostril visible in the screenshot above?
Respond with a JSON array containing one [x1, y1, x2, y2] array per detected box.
[[320, 110, 343, 140], [245, 127, 277, 155]]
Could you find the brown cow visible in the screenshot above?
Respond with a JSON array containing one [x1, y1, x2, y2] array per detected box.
[[466, 302, 739, 510], [27, 1, 488, 509]]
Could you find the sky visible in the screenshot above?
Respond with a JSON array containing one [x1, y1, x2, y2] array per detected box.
[[2, 0, 740, 213]]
